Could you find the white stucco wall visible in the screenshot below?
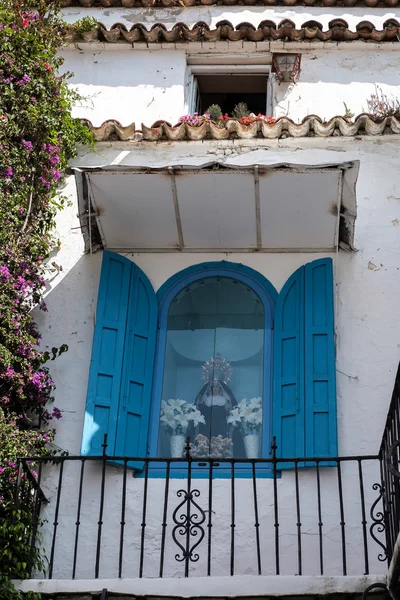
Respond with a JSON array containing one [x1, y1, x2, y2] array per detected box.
[[60, 5, 400, 125], [31, 2, 400, 583], [34, 136, 400, 581]]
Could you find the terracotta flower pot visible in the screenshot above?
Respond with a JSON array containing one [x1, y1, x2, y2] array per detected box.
[[80, 29, 99, 42]]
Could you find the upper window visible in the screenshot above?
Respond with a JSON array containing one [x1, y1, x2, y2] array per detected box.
[[194, 73, 268, 116], [81, 254, 337, 477]]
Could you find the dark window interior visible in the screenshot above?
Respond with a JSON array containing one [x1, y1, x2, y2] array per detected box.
[[197, 74, 267, 116]]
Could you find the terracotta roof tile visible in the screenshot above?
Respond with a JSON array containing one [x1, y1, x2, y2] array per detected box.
[[83, 114, 400, 141], [61, 0, 400, 6], [64, 19, 400, 43]]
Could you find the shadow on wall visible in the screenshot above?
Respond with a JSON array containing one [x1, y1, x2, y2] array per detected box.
[[33, 252, 102, 455]]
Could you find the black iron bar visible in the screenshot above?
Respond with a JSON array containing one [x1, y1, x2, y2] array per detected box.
[[380, 454, 391, 564], [294, 459, 302, 575], [159, 461, 171, 578], [118, 459, 128, 579], [139, 460, 149, 578], [251, 461, 262, 575], [337, 459, 347, 576], [357, 458, 369, 575], [230, 460, 235, 576], [72, 459, 86, 579], [207, 460, 213, 577], [95, 435, 108, 579], [49, 461, 64, 579], [184, 439, 192, 578], [316, 460, 324, 575], [18, 453, 380, 463], [272, 439, 280, 575], [28, 461, 44, 578]]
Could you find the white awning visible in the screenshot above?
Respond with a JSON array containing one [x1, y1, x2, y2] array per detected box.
[[74, 161, 358, 253]]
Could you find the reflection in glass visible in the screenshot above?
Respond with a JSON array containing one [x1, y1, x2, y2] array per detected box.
[[157, 277, 264, 459]]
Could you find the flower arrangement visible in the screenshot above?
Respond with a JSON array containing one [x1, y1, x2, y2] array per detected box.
[[227, 397, 263, 434], [178, 112, 211, 127], [160, 399, 205, 435], [190, 433, 233, 458], [177, 103, 276, 129]]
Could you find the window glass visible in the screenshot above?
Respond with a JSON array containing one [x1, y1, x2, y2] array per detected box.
[[157, 276, 264, 459]]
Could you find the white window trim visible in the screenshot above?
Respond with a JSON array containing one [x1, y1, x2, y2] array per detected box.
[[185, 60, 274, 117]]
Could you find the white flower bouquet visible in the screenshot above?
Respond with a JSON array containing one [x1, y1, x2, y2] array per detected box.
[[160, 398, 205, 436], [227, 397, 262, 435], [190, 433, 233, 459]]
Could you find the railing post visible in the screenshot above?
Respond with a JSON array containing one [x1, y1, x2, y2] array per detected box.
[[95, 434, 108, 579], [271, 436, 279, 575], [185, 436, 192, 578]]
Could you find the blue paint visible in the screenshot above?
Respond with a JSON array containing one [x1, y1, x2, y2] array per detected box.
[[83, 255, 337, 476], [273, 258, 337, 468], [149, 261, 277, 477], [82, 251, 132, 455], [115, 261, 158, 471], [304, 258, 337, 459], [273, 265, 305, 469], [82, 251, 158, 471]]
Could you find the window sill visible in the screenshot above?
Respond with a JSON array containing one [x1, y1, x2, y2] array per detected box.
[[134, 462, 280, 479]]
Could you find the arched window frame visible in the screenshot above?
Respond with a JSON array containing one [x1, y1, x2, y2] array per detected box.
[[81, 252, 337, 478], [148, 261, 278, 478]]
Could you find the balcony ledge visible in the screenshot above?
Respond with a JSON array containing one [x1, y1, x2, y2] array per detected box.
[[14, 574, 387, 598]]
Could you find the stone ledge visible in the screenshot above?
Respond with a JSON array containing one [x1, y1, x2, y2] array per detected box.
[[14, 575, 388, 598]]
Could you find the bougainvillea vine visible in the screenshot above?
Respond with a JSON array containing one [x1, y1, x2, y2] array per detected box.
[[0, 0, 93, 591]]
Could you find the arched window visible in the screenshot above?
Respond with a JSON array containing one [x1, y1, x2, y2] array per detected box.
[[81, 253, 337, 477], [149, 266, 276, 468]]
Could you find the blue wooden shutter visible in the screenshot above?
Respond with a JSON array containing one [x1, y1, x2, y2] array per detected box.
[[273, 266, 305, 465], [114, 262, 158, 469], [81, 252, 132, 456], [304, 258, 337, 458]]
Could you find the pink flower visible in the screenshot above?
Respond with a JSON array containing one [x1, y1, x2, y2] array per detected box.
[[0, 467, 4, 474], [22, 140, 33, 151], [16, 75, 30, 85], [0, 265, 11, 281], [3, 166, 13, 178], [52, 407, 62, 420], [8, 461, 15, 468], [49, 155, 60, 165]]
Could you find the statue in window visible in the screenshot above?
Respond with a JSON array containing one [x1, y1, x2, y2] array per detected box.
[[191, 355, 244, 457]]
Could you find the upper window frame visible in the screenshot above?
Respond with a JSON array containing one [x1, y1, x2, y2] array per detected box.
[[185, 63, 274, 117], [147, 261, 278, 478]]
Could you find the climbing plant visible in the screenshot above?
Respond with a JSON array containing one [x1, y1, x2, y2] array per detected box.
[[0, 0, 93, 594]]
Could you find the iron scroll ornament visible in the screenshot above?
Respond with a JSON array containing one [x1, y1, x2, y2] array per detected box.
[[172, 488, 206, 564], [369, 483, 388, 562]]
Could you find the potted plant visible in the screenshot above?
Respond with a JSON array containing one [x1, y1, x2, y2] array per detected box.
[[74, 16, 99, 42], [227, 397, 262, 458], [160, 399, 205, 457]]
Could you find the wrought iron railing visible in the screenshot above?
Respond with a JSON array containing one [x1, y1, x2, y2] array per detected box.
[[380, 363, 400, 565], [15, 437, 387, 580]]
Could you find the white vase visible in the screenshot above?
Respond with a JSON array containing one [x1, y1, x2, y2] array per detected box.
[[244, 434, 260, 459], [170, 434, 185, 458]]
